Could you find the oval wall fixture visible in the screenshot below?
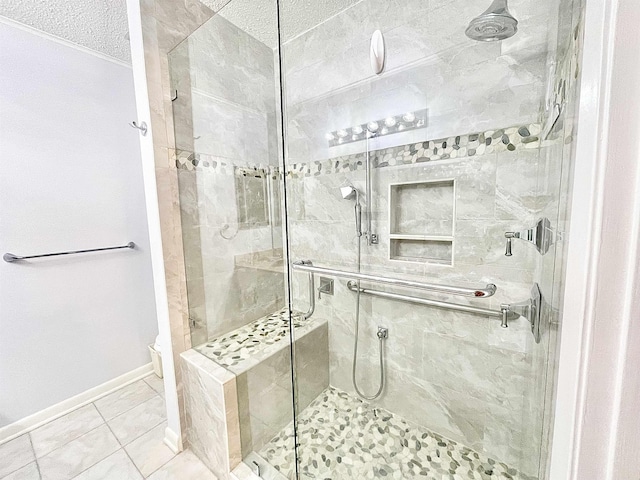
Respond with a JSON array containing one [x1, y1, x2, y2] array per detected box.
[[370, 30, 385, 75]]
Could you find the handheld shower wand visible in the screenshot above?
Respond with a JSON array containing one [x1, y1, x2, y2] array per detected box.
[[339, 184, 386, 400], [340, 185, 363, 237]]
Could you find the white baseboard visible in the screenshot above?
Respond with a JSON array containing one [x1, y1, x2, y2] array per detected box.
[[0, 363, 154, 445], [163, 426, 182, 454]]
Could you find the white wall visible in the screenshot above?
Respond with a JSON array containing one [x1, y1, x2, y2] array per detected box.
[[0, 19, 158, 428]]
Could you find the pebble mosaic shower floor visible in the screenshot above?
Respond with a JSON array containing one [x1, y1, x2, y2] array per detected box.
[[259, 387, 536, 480]]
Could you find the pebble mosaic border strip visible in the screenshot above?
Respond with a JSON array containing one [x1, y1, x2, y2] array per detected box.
[[175, 123, 543, 178], [259, 387, 537, 480], [286, 123, 543, 180]]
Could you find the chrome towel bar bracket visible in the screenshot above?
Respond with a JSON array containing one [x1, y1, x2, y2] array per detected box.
[[3, 242, 135, 263], [500, 283, 543, 343]]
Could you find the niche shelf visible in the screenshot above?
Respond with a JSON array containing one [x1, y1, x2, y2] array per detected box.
[[388, 179, 455, 266]]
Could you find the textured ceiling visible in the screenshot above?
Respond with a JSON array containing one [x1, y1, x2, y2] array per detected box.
[[207, 0, 362, 48], [0, 0, 131, 63]]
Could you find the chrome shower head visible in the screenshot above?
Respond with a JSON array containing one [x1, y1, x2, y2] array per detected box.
[[465, 0, 518, 42], [340, 185, 358, 200]]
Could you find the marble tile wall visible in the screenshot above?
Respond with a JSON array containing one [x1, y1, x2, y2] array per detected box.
[[279, 0, 554, 166], [286, 138, 548, 476]]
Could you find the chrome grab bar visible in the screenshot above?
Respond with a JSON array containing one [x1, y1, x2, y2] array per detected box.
[[291, 260, 496, 298], [3, 242, 136, 263], [296, 260, 315, 320], [347, 281, 509, 318], [347, 281, 542, 343]]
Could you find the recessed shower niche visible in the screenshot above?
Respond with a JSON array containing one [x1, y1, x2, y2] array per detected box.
[[389, 179, 455, 265]]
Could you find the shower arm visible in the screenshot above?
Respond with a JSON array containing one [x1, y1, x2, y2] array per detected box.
[[485, 0, 510, 16]]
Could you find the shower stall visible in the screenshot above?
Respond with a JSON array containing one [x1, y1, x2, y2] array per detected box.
[[169, 0, 584, 478]]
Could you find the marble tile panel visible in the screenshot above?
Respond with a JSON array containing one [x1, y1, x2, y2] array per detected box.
[[146, 450, 217, 480], [0, 462, 40, 480], [30, 405, 104, 458], [38, 425, 120, 480], [495, 149, 541, 223], [0, 435, 35, 478], [420, 332, 530, 411], [93, 380, 158, 421], [72, 450, 142, 480], [107, 395, 166, 446], [181, 350, 238, 479], [124, 422, 176, 477]]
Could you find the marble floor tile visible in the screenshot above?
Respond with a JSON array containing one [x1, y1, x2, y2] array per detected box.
[[124, 423, 176, 477], [94, 381, 157, 421], [143, 375, 165, 397], [0, 462, 40, 480], [0, 435, 36, 478], [38, 425, 120, 480], [107, 396, 166, 446], [30, 405, 104, 458], [146, 450, 217, 480], [72, 450, 142, 480]]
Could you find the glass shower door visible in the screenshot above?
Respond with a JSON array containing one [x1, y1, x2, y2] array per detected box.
[[262, 0, 584, 478]]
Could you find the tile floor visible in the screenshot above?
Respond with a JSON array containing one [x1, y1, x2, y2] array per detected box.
[[0, 375, 217, 480], [260, 387, 536, 480]]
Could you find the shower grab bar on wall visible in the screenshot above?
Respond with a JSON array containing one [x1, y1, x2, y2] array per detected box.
[[347, 281, 543, 343], [291, 260, 497, 298], [346, 281, 509, 318], [296, 260, 316, 320], [3, 242, 136, 263]]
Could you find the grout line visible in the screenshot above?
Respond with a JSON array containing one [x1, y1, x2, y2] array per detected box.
[[121, 446, 146, 479], [95, 380, 158, 423], [68, 448, 128, 480], [105, 394, 164, 447], [36, 423, 106, 459], [143, 451, 181, 479], [7, 385, 166, 480], [0, 436, 39, 479], [26, 434, 42, 479], [93, 412, 148, 478]]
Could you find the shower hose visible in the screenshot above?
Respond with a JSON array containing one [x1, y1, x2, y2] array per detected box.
[[352, 230, 386, 400]]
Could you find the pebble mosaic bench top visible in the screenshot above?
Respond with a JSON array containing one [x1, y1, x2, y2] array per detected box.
[[195, 308, 325, 375]]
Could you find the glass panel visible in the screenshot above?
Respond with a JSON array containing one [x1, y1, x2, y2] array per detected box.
[[168, 0, 297, 475], [270, 0, 585, 479], [169, 0, 585, 477]]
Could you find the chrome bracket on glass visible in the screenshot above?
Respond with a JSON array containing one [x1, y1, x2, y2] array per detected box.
[[505, 217, 555, 256], [500, 283, 542, 343]]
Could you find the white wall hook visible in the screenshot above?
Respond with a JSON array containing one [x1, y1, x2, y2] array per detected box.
[[129, 120, 148, 136]]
